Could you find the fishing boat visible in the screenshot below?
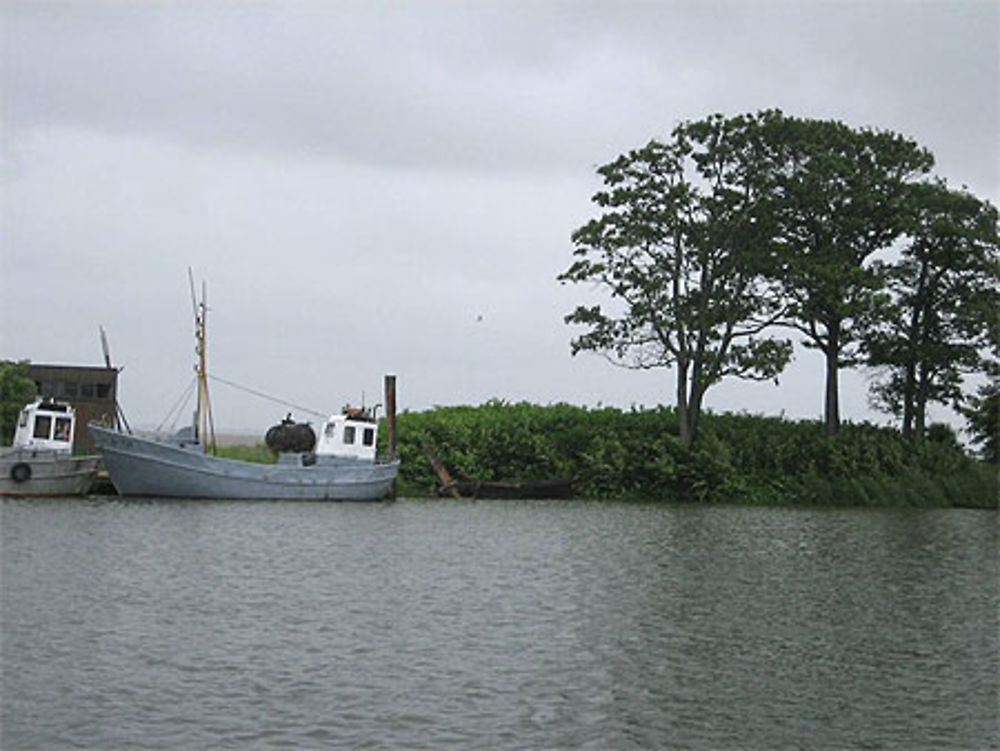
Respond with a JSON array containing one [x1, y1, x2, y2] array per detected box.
[[1, 398, 101, 497], [88, 274, 400, 501]]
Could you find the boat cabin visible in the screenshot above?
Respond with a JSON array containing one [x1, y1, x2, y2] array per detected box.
[[315, 407, 378, 461], [12, 399, 77, 453]]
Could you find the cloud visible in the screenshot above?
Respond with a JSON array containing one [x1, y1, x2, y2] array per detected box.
[[7, 2, 993, 183], [3, 0, 997, 430]]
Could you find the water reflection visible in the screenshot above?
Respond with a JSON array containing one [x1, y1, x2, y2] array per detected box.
[[2, 499, 996, 749]]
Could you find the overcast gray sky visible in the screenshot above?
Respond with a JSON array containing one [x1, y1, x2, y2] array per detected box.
[[3, 0, 998, 432]]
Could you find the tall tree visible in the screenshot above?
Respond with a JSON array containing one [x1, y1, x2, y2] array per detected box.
[[764, 116, 935, 434], [559, 112, 792, 445], [865, 182, 1000, 439]]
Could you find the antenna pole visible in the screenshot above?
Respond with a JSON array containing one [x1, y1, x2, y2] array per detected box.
[[190, 270, 215, 454]]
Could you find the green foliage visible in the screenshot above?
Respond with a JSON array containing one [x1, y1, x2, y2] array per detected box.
[[0, 360, 37, 446], [559, 112, 794, 444], [391, 401, 995, 507], [762, 115, 936, 435], [963, 381, 1000, 463], [214, 443, 276, 464], [864, 182, 1000, 438], [560, 110, 947, 442]]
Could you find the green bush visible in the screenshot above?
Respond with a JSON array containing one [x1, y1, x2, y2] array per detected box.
[[388, 401, 995, 507], [1, 360, 37, 446], [215, 443, 275, 464]]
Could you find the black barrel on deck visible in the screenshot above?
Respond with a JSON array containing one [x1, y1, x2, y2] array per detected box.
[[265, 418, 316, 454]]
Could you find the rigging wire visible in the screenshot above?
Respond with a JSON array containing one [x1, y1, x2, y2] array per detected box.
[[208, 373, 328, 419], [155, 376, 197, 435]]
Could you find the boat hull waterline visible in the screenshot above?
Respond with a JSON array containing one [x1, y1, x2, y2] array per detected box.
[[1, 450, 101, 498], [89, 424, 399, 501]]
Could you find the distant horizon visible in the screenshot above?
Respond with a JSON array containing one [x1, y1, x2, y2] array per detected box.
[[11, 355, 968, 437]]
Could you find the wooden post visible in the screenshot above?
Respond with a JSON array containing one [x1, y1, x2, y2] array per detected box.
[[384, 374, 397, 461]]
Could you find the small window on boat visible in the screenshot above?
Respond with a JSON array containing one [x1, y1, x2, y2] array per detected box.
[[33, 415, 52, 440], [343, 425, 356, 444], [54, 417, 72, 441], [362, 428, 375, 447], [325, 423, 336, 438], [19, 409, 29, 428]]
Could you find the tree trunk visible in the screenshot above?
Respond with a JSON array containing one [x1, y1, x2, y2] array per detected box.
[[907, 262, 931, 441], [901, 361, 916, 439], [914, 364, 930, 441], [688, 382, 705, 445], [824, 321, 841, 435], [676, 358, 693, 446], [902, 268, 927, 440]]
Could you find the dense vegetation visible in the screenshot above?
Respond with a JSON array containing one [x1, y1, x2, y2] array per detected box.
[[6, 353, 992, 506], [388, 401, 996, 508]]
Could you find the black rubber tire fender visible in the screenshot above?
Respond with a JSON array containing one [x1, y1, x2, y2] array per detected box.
[[10, 462, 31, 483]]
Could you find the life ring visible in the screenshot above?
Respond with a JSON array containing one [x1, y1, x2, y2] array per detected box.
[[10, 463, 31, 483]]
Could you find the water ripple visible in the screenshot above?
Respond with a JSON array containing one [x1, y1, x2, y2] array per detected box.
[[2, 499, 997, 750]]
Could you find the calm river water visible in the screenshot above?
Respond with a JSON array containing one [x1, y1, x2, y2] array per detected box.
[[2, 498, 997, 750]]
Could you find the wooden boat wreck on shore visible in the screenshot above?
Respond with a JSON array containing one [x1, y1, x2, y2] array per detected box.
[[423, 444, 576, 500]]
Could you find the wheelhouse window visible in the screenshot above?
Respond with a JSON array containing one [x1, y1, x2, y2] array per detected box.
[[19, 410, 29, 428], [325, 423, 336, 438], [363, 428, 375, 447], [33, 415, 52, 440], [54, 417, 72, 441], [343, 425, 356, 444]]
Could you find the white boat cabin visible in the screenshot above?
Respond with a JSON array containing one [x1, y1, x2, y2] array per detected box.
[[315, 407, 378, 461], [13, 399, 76, 453]]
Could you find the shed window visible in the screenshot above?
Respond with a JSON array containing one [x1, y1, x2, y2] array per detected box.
[[34, 415, 52, 440], [343, 426, 356, 445], [96, 384, 111, 399], [362, 428, 375, 447]]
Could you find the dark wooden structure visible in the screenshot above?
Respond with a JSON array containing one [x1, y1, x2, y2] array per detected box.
[[441, 477, 577, 500], [423, 444, 576, 500], [27, 364, 121, 454]]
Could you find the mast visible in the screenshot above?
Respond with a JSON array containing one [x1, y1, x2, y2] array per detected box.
[[189, 269, 215, 454]]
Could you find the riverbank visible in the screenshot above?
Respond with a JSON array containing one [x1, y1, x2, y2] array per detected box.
[[217, 401, 997, 508]]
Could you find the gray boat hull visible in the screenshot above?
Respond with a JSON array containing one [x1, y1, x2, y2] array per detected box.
[[89, 424, 399, 500], [1, 449, 101, 497]]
